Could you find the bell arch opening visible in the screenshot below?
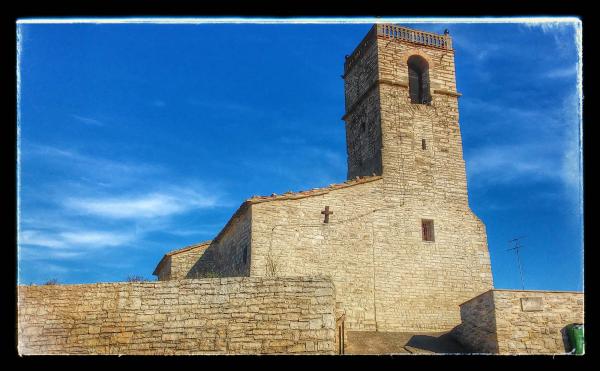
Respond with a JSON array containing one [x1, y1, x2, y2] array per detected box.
[[407, 55, 431, 104]]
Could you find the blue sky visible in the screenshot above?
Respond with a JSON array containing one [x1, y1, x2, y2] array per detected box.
[[17, 19, 583, 291]]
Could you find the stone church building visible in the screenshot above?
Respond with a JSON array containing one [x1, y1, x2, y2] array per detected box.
[[153, 24, 493, 334], [19, 24, 583, 355]]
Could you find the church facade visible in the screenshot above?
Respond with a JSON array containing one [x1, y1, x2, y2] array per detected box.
[[154, 24, 494, 333]]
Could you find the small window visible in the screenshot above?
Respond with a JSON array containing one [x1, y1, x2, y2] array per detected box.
[[242, 246, 248, 264], [361, 121, 367, 133], [422, 219, 435, 242], [422, 139, 427, 150]]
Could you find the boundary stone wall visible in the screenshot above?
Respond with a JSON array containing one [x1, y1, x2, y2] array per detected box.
[[452, 289, 584, 354], [18, 276, 337, 355]]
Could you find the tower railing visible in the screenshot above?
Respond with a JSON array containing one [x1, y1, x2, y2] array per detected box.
[[344, 24, 452, 75], [377, 24, 452, 50]]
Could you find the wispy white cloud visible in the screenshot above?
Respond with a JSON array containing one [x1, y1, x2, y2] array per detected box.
[[528, 21, 580, 35], [559, 96, 582, 191], [239, 143, 346, 190], [451, 31, 503, 62], [461, 87, 579, 137], [71, 114, 105, 126], [60, 231, 135, 246], [26, 144, 155, 173], [167, 225, 223, 237], [544, 66, 578, 79], [19, 230, 66, 249], [18, 144, 230, 271], [466, 142, 560, 185], [466, 142, 580, 191], [19, 246, 84, 260], [44, 263, 70, 274], [97, 261, 134, 269], [63, 187, 219, 219], [465, 89, 581, 197], [19, 229, 135, 249], [522, 22, 580, 57], [24, 144, 163, 186], [465, 138, 580, 217]]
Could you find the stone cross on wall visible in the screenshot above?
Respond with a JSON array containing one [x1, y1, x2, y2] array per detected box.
[[321, 206, 333, 223]]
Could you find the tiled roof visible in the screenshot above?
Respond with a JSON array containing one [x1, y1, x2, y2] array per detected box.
[[164, 240, 212, 257], [246, 175, 382, 204]]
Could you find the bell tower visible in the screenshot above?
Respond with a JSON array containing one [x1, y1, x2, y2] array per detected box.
[[342, 25, 493, 332], [343, 24, 468, 206]]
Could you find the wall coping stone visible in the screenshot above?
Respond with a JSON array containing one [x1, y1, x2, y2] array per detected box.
[[459, 289, 584, 307]]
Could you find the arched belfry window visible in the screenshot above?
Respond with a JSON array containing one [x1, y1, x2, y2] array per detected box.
[[407, 55, 431, 104]]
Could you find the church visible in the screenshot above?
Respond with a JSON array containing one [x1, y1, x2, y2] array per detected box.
[[18, 24, 583, 355], [153, 24, 494, 333]]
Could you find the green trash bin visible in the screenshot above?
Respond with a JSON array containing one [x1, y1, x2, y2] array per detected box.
[[567, 323, 584, 355]]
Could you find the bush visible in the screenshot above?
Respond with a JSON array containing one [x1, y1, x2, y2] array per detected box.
[[44, 279, 59, 285], [126, 275, 150, 282]]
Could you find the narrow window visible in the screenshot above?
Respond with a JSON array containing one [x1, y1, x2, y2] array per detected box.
[[408, 55, 431, 104], [242, 246, 248, 264], [361, 121, 367, 133], [422, 139, 427, 150], [422, 219, 435, 242]]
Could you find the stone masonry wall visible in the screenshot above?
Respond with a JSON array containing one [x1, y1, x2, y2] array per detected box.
[[151, 25, 492, 335], [169, 244, 210, 280], [18, 276, 337, 355], [493, 290, 584, 354], [344, 28, 382, 179], [250, 178, 385, 331], [187, 208, 251, 278], [152, 25, 493, 334], [249, 176, 493, 332], [368, 198, 492, 332], [376, 36, 468, 206], [345, 87, 383, 179], [156, 258, 172, 281], [451, 291, 499, 353], [453, 290, 584, 354], [373, 30, 493, 330], [328, 27, 493, 331]]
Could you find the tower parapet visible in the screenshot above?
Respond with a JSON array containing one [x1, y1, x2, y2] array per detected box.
[[344, 24, 452, 77]]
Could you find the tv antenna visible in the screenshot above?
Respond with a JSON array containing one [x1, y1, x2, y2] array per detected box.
[[507, 236, 526, 290]]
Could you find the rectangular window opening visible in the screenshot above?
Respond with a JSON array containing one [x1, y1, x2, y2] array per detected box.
[[422, 219, 435, 242], [422, 139, 427, 150]]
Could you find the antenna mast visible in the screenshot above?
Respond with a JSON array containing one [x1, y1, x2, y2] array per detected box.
[[507, 237, 526, 290]]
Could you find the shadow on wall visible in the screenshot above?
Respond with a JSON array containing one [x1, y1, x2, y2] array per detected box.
[[184, 242, 250, 279], [560, 325, 572, 353], [186, 243, 221, 278]]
